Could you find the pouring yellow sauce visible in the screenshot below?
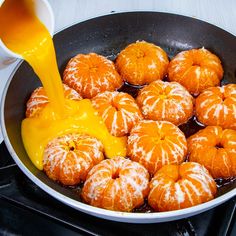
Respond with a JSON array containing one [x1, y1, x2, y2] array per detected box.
[[0, 0, 126, 170]]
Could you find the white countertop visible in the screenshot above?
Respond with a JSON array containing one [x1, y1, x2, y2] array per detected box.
[[0, 0, 236, 142]]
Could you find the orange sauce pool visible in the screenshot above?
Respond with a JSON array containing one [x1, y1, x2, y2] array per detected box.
[[0, 0, 126, 170]]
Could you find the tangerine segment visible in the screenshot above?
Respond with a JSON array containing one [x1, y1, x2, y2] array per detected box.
[[63, 53, 123, 98], [127, 120, 187, 175], [115, 41, 169, 85], [26, 84, 82, 118], [92, 91, 143, 137], [168, 48, 223, 96], [188, 126, 236, 178], [43, 133, 104, 186], [148, 162, 217, 212], [81, 157, 150, 212], [196, 84, 236, 130], [136, 80, 194, 125]]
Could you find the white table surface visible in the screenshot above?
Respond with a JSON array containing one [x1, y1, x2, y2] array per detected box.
[[0, 0, 236, 142]]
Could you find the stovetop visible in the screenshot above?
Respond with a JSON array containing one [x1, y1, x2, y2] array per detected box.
[[0, 142, 235, 236]]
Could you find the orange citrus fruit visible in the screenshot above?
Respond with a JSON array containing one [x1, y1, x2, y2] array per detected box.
[[43, 133, 104, 185], [63, 53, 123, 98], [116, 41, 169, 85], [81, 157, 150, 212], [148, 162, 217, 211], [127, 120, 187, 175], [136, 80, 194, 125], [188, 126, 236, 178], [92, 91, 143, 136], [196, 84, 236, 129], [168, 48, 223, 96], [26, 84, 82, 118]]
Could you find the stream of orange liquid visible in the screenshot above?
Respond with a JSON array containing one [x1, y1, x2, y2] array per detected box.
[[0, 0, 65, 114], [0, 0, 126, 170]]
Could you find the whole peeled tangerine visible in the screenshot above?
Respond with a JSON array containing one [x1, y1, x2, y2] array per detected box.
[[148, 162, 217, 212], [196, 84, 236, 130], [92, 91, 143, 137], [63, 53, 123, 98], [81, 157, 150, 212], [127, 120, 187, 175], [168, 48, 223, 96], [26, 84, 82, 118], [136, 80, 194, 126], [188, 126, 236, 179], [43, 133, 104, 185], [116, 41, 169, 85]]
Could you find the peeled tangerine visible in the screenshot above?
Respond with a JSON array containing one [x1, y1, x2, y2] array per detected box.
[[196, 84, 236, 130], [148, 162, 217, 211], [92, 91, 143, 137], [188, 126, 236, 179], [136, 80, 194, 126], [127, 120, 187, 175], [168, 48, 223, 96], [26, 84, 82, 118], [81, 157, 150, 212], [43, 133, 104, 185], [116, 41, 169, 85], [63, 53, 123, 98]]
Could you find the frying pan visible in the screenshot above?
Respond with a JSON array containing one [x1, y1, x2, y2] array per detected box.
[[1, 12, 236, 223]]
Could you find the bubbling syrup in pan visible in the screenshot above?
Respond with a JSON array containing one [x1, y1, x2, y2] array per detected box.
[[215, 177, 236, 188]]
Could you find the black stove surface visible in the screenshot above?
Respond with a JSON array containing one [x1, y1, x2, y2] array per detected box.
[[0, 142, 235, 236]]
